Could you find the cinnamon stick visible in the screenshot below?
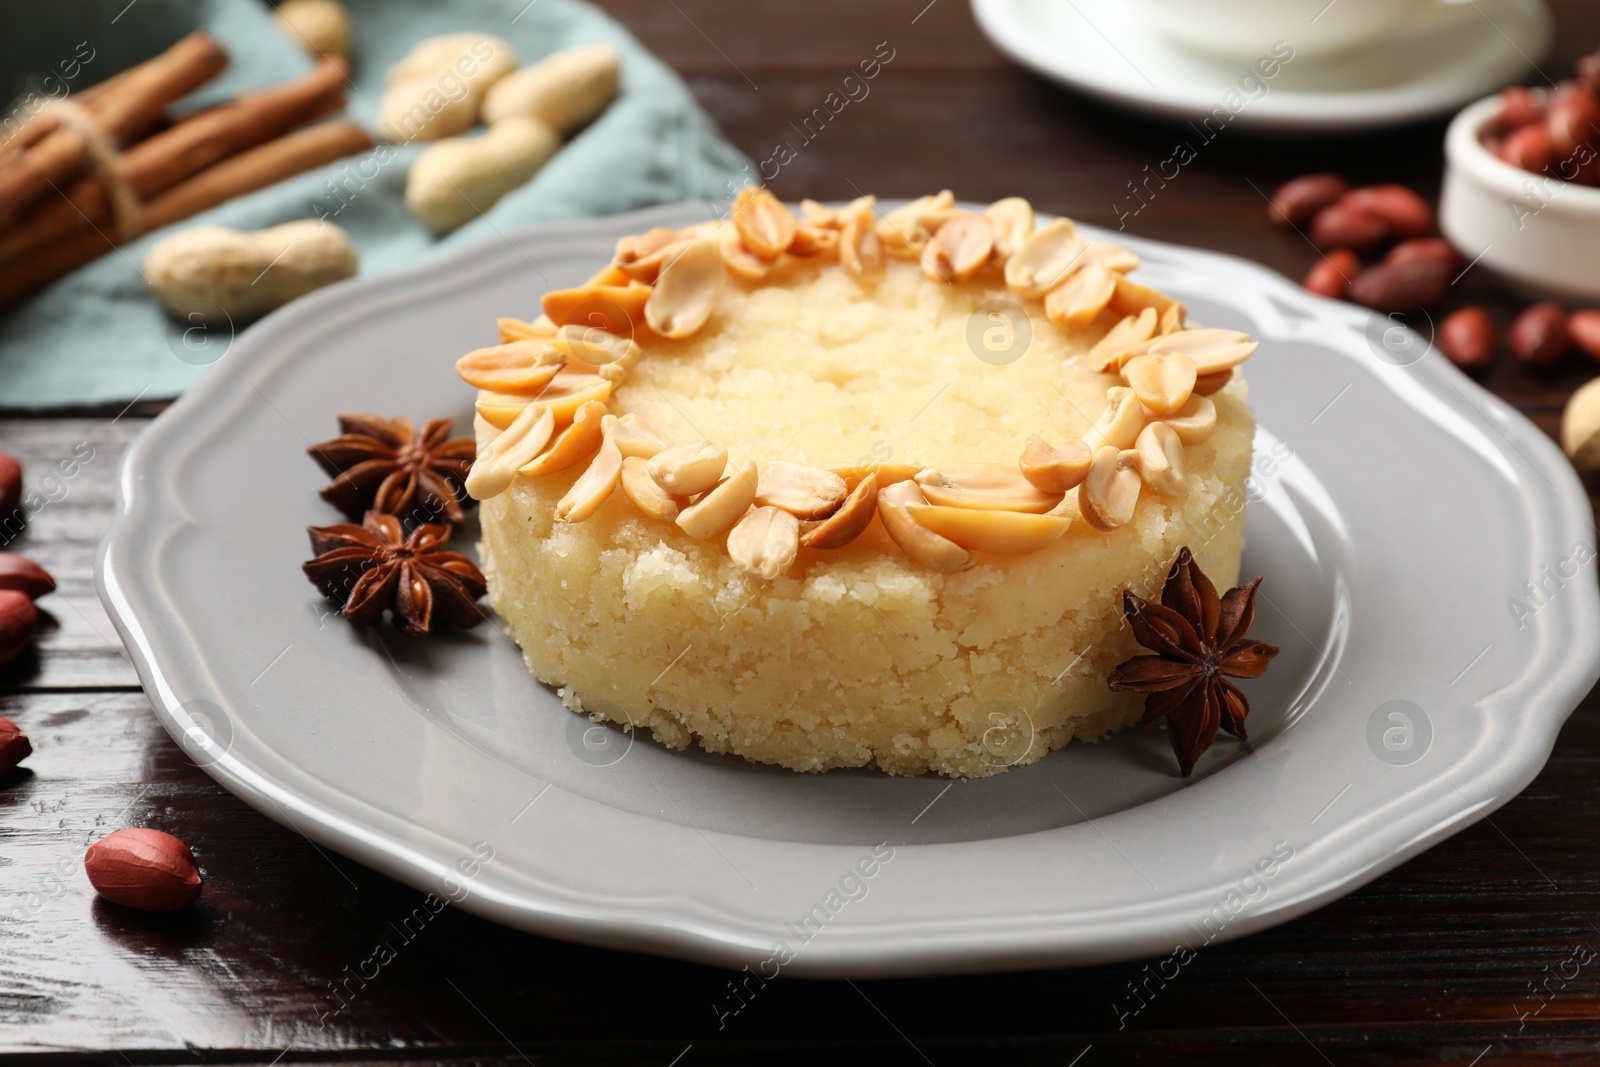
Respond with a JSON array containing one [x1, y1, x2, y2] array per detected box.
[[0, 60, 349, 263], [0, 32, 228, 228], [0, 120, 374, 308]]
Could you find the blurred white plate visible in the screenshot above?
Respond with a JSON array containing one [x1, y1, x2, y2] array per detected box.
[[972, 0, 1550, 131], [100, 202, 1599, 977]]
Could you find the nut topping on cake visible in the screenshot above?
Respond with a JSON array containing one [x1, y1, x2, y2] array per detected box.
[[453, 190, 1265, 573]]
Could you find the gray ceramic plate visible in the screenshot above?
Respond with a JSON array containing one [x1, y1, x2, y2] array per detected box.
[[99, 202, 1600, 978]]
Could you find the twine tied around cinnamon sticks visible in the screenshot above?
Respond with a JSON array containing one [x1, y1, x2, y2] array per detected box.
[[0, 32, 375, 308]]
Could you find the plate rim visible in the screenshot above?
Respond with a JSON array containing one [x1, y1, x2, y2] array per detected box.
[[97, 200, 1600, 977]]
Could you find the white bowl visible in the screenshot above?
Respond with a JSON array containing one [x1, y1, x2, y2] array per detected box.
[[1441, 93, 1600, 303]]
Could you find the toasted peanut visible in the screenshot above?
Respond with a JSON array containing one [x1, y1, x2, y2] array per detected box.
[[584, 264, 634, 287], [877, 479, 971, 572], [1145, 327, 1257, 376], [732, 187, 798, 260], [1161, 394, 1217, 445], [914, 464, 1063, 513], [1005, 218, 1087, 299], [832, 462, 920, 488], [1078, 241, 1141, 274], [1134, 422, 1186, 497], [1078, 445, 1141, 530], [645, 238, 724, 339], [986, 197, 1033, 260], [474, 372, 612, 429], [906, 503, 1071, 554], [542, 283, 649, 335], [611, 230, 688, 283], [877, 191, 955, 259], [840, 204, 885, 282], [519, 400, 607, 476], [1044, 261, 1116, 332], [613, 227, 684, 283], [800, 472, 879, 549], [789, 222, 839, 257], [456, 340, 565, 393], [728, 505, 801, 579], [554, 436, 622, 523], [921, 214, 993, 283], [756, 461, 848, 519], [1019, 435, 1093, 493], [548, 324, 639, 380], [497, 315, 558, 343], [621, 456, 682, 521], [1083, 386, 1146, 452], [465, 403, 554, 500], [605, 412, 672, 459], [1194, 369, 1232, 395], [1088, 308, 1159, 373], [719, 222, 770, 281], [800, 198, 841, 228], [1108, 273, 1177, 318], [677, 461, 758, 539], [648, 441, 728, 496], [1159, 302, 1186, 335], [1123, 352, 1197, 416]]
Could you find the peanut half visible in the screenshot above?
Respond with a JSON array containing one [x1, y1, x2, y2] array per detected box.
[[1005, 218, 1086, 299], [1194, 369, 1233, 395], [465, 402, 554, 500], [985, 197, 1033, 260], [1077, 241, 1141, 274], [728, 505, 801, 579], [877, 190, 955, 259], [621, 456, 683, 521], [1082, 386, 1146, 452], [905, 504, 1071, 554], [645, 238, 724, 338], [800, 472, 879, 549], [1078, 445, 1142, 530], [613, 227, 686, 283], [474, 371, 612, 429], [1122, 352, 1197, 416], [1159, 302, 1187, 335], [732, 187, 798, 260], [877, 479, 971, 572], [1145, 328, 1257, 376], [1159, 394, 1217, 445], [719, 222, 771, 281], [548, 324, 640, 380], [1108, 273, 1177, 318], [648, 441, 728, 496], [606, 412, 672, 459], [1019, 436, 1093, 493], [914, 464, 1063, 513], [1044, 261, 1116, 332], [921, 214, 994, 283], [677, 461, 758, 539], [756, 461, 848, 519], [455, 340, 564, 393], [840, 201, 885, 283], [519, 399, 606, 476], [554, 434, 622, 523], [498, 315, 558, 343], [1134, 422, 1187, 497], [1088, 308, 1158, 373], [541, 283, 649, 337]]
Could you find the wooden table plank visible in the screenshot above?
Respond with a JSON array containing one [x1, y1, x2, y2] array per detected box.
[[5, 0, 1600, 1062]]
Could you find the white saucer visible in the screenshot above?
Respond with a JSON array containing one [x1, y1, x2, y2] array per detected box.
[[971, 0, 1552, 131]]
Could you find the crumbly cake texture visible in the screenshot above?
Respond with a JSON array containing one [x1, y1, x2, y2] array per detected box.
[[476, 251, 1255, 778]]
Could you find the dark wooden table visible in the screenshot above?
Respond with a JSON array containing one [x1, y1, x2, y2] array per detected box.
[[7, 2, 1600, 1063]]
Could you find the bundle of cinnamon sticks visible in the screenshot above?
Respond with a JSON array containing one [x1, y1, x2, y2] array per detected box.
[[0, 32, 374, 309]]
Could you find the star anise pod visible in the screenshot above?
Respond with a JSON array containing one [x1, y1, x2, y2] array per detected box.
[[307, 414, 475, 530], [302, 511, 487, 636], [1108, 547, 1280, 777]]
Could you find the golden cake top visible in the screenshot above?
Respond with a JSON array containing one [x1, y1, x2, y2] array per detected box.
[[455, 189, 1259, 578]]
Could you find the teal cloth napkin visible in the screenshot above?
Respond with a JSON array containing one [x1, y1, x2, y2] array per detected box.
[[0, 0, 751, 409]]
